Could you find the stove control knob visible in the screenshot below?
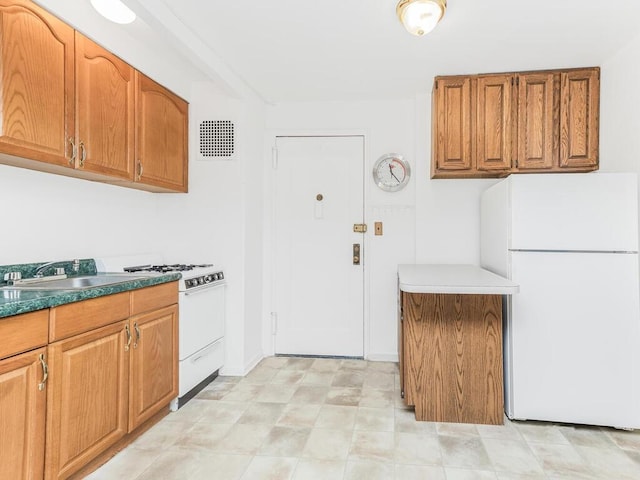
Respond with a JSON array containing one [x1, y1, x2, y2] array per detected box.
[[205, 274, 213, 283]]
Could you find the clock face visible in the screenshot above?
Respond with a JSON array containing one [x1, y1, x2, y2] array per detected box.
[[373, 154, 411, 192]]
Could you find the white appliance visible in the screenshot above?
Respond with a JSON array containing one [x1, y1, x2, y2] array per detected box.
[[480, 173, 640, 429], [95, 254, 226, 409]]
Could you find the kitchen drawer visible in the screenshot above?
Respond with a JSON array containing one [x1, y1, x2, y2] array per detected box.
[[130, 282, 178, 315], [0, 310, 49, 360], [50, 292, 130, 342]]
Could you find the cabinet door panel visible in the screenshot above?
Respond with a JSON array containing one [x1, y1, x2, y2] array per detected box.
[[0, 347, 47, 480], [75, 32, 134, 179], [516, 73, 555, 170], [0, 0, 74, 166], [136, 73, 188, 192], [477, 75, 512, 171], [433, 77, 472, 172], [560, 69, 599, 169], [129, 305, 178, 431], [45, 321, 128, 480]]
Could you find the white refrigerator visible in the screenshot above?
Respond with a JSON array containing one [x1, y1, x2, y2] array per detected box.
[[480, 173, 640, 429]]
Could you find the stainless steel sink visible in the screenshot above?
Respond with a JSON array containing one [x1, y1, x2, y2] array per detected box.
[[1, 274, 145, 291]]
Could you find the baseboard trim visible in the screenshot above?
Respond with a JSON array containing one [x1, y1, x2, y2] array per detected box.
[[366, 353, 399, 363], [219, 352, 265, 376]]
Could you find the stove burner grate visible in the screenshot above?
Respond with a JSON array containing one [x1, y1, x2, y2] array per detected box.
[[124, 264, 214, 273]]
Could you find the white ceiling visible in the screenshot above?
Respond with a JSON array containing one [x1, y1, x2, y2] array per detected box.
[[141, 0, 640, 102]]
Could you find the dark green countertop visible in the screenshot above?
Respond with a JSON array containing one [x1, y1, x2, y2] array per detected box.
[[0, 273, 181, 318]]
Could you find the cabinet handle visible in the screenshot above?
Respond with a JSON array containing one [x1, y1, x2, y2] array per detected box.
[[125, 324, 132, 351], [137, 161, 144, 180], [79, 141, 87, 167], [133, 322, 141, 349], [68, 137, 77, 165], [38, 353, 48, 391]]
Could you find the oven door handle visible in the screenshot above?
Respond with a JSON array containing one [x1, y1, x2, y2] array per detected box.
[[182, 283, 225, 296]]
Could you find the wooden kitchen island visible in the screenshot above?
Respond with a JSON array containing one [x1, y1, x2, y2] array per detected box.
[[398, 265, 518, 425]]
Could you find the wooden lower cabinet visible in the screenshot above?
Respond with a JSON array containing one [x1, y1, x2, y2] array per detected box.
[[400, 292, 503, 425], [129, 305, 178, 431], [0, 347, 48, 480], [44, 282, 178, 479], [45, 321, 129, 480]]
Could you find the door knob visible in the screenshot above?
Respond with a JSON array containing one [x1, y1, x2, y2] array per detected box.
[[353, 244, 361, 265]]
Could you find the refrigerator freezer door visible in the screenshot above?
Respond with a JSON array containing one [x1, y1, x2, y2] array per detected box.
[[508, 251, 640, 428], [510, 173, 638, 252]]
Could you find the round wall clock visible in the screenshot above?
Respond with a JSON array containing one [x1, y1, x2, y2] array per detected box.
[[372, 153, 411, 192]]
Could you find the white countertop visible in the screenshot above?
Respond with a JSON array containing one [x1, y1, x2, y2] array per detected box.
[[398, 264, 519, 295]]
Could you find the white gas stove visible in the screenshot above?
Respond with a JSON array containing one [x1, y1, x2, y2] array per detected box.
[[122, 263, 225, 292], [95, 254, 226, 408]]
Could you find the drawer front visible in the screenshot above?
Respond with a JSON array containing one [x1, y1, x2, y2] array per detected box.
[[131, 282, 178, 316], [50, 292, 130, 342], [0, 310, 49, 360]]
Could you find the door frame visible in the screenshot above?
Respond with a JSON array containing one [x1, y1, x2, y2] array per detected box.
[[263, 129, 371, 359]]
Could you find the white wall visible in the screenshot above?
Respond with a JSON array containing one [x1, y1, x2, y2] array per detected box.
[[156, 83, 267, 375], [600, 32, 640, 173], [12, 0, 640, 371], [0, 164, 162, 265], [1, 2, 266, 376], [264, 98, 493, 360]]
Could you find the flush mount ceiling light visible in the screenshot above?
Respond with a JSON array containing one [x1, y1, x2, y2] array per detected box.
[[90, 0, 136, 24], [397, 0, 446, 36]]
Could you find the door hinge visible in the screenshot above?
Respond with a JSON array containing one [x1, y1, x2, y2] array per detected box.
[[353, 223, 367, 233], [271, 312, 278, 335], [272, 146, 278, 169]]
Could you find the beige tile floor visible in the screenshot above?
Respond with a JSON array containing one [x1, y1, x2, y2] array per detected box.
[[88, 357, 640, 479]]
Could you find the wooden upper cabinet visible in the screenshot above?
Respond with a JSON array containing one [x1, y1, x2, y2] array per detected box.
[[560, 68, 599, 169], [516, 72, 555, 170], [136, 73, 189, 192], [432, 76, 472, 174], [431, 67, 599, 179], [476, 75, 512, 172], [0, 1, 188, 192], [0, 0, 74, 166], [75, 32, 135, 180]]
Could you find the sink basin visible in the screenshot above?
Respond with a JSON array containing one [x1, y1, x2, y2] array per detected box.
[[1, 274, 145, 291]]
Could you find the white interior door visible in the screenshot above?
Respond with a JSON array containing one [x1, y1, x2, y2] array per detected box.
[[274, 136, 364, 357]]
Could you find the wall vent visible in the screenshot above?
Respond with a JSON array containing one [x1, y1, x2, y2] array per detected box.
[[198, 120, 235, 160]]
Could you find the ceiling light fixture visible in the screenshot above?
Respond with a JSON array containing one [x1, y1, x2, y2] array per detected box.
[[90, 0, 136, 25], [397, 0, 446, 36]]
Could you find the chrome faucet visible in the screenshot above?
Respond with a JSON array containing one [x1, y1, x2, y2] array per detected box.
[[34, 259, 80, 278]]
